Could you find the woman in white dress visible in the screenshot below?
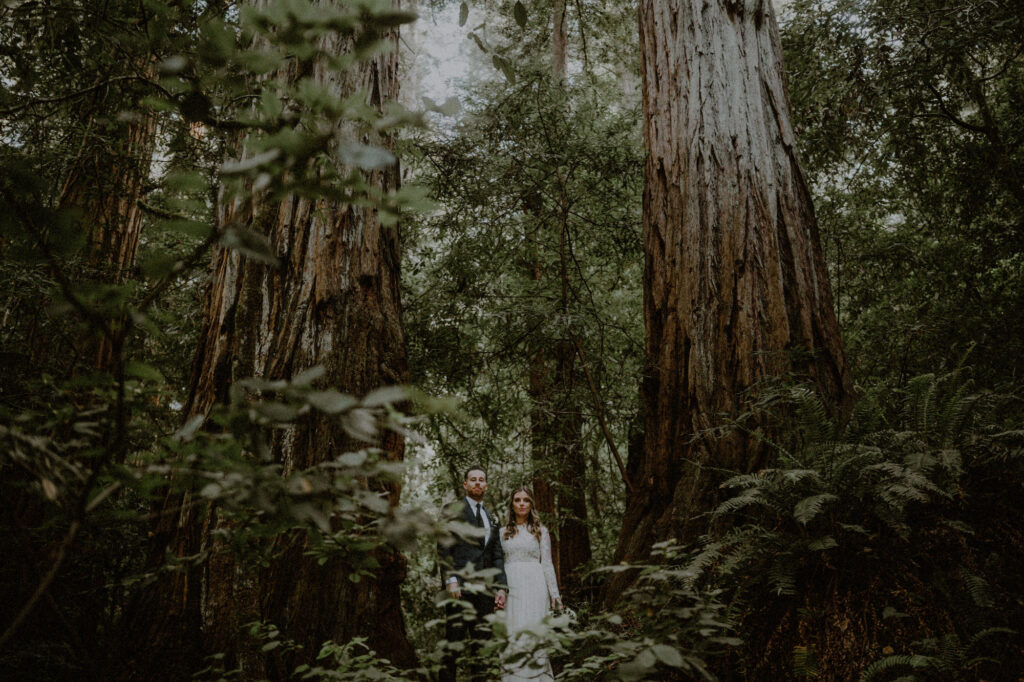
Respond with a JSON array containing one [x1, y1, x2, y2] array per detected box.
[[499, 487, 563, 682]]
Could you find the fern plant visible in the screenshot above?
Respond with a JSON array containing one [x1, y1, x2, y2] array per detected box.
[[859, 628, 1016, 682], [682, 370, 1023, 678]]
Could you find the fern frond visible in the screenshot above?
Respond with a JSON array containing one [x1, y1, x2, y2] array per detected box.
[[962, 572, 995, 609], [780, 468, 824, 487], [713, 488, 770, 518], [859, 654, 914, 681], [828, 445, 885, 482], [934, 448, 963, 477], [965, 627, 1017, 653], [720, 472, 766, 490], [845, 386, 887, 440], [938, 381, 979, 445], [806, 535, 837, 551], [935, 634, 961, 671], [767, 557, 796, 596], [793, 493, 839, 525], [789, 386, 834, 447], [902, 450, 936, 473], [905, 374, 938, 433], [793, 644, 819, 678]]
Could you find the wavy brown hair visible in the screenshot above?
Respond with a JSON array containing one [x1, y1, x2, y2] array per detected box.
[[503, 486, 543, 541]]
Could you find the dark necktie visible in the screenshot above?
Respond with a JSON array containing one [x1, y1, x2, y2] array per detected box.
[[475, 503, 483, 527]]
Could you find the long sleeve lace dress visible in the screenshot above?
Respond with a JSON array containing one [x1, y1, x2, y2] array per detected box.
[[500, 524, 561, 682]]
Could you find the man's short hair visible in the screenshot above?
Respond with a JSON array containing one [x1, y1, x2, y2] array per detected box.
[[464, 465, 487, 481]]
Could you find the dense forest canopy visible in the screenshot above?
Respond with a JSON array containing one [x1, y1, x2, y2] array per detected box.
[[1, 0, 1022, 680]]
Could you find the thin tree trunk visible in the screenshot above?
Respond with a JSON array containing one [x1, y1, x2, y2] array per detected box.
[[135, 5, 414, 677], [525, 10, 593, 593], [56, 66, 158, 369], [608, 0, 852, 600], [552, 0, 568, 83]]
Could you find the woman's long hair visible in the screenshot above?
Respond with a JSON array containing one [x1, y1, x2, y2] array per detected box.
[[503, 486, 543, 541]]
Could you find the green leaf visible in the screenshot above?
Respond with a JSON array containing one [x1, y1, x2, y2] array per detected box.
[[259, 89, 283, 120], [338, 451, 369, 467], [467, 32, 488, 54], [307, 390, 358, 414], [255, 401, 299, 422], [160, 219, 211, 239], [235, 48, 287, 73], [221, 149, 281, 175], [220, 225, 280, 266], [459, 2, 469, 27], [492, 55, 516, 84], [291, 365, 326, 387], [126, 361, 165, 383], [651, 644, 684, 668], [513, 1, 527, 28], [139, 252, 180, 280], [362, 385, 406, 407], [634, 648, 657, 669]]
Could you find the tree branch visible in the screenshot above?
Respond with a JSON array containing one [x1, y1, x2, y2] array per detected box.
[[571, 336, 633, 493]]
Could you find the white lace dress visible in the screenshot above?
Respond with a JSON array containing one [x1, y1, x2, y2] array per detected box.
[[500, 524, 561, 682]]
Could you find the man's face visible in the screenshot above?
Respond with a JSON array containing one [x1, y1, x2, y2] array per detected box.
[[463, 469, 487, 501]]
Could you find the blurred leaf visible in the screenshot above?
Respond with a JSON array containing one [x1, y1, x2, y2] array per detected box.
[[337, 142, 396, 170], [291, 366, 326, 387], [513, 1, 527, 28], [467, 32, 488, 54], [126, 361, 166, 383], [307, 390, 358, 414], [221, 225, 280, 266], [362, 385, 406, 407]]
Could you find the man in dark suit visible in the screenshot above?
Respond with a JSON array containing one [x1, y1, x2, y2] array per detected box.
[[437, 465, 507, 682]]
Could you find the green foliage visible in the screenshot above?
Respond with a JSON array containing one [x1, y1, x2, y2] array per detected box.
[[684, 372, 1023, 677], [860, 628, 1018, 682], [1, 0, 424, 677], [780, 0, 1024, 389], [404, 61, 644, 562]]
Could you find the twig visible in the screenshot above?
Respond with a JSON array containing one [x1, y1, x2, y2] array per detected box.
[[0, 520, 81, 650], [0, 75, 156, 116], [571, 336, 633, 493]]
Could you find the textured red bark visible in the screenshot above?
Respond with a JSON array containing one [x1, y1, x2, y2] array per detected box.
[[56, 68, 157, 369], [608, 0, 852, 600], [137, 6, 415, 677], [58, 88, 155, 285]]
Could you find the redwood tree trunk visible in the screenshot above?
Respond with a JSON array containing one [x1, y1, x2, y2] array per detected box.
[[138, 7, 414, 677], [56, 68, 157, 369], [608, 0, 852, 598]]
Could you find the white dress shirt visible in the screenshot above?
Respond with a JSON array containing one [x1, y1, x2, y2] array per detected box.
[[466, 496, 491, 539]]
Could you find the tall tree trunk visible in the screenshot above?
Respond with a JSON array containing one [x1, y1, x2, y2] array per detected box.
[[135, 7, 414, 678], [608, 0, 852, 599], [525, 6, 593, 594], [56, 68, 158, 370]]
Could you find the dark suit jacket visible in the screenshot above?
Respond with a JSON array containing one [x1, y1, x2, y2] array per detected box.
[[437, 499, 508, 592]]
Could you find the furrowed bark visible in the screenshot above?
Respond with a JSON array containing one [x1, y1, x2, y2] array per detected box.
[[134, 4, 415, 677], [608, 0, 852, 600]]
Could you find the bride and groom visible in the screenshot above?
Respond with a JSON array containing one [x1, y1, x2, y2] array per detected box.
[[439, 465, 563, 682]]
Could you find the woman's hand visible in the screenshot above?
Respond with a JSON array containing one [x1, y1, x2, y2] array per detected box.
[[551, 597, 563, 611]]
